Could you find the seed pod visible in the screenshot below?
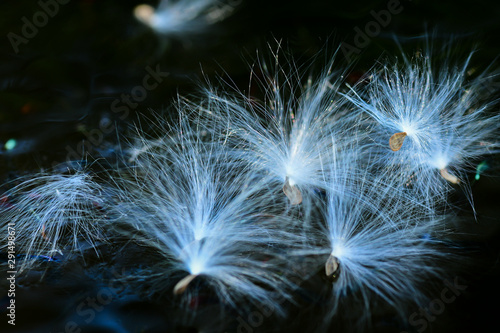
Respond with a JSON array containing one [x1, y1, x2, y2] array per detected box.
[[440, 168, 460, 184], [283, 177, 302, 205], [325, 254, 340, 281], [173, 274, 198, 295], [389, 132, 407, 151]]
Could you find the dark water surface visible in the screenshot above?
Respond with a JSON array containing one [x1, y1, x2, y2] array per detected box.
[[1, 1, 500, 332]]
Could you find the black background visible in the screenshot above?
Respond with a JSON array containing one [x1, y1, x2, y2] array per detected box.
[[1, 0, 500, 332]]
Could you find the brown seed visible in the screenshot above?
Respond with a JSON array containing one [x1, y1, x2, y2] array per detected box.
[[440, 168, 460, 184], [41, 223, 48, 241], [283, 177, 302, 205], [173, 274, 198, 295], [134, 4, 155, 25], [325, 254, 340, 279], [389, 132, 407, 151]]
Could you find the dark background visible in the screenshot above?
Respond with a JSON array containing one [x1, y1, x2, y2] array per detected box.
[[1, 0, 500, 332]]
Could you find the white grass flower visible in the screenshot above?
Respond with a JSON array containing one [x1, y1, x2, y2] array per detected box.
[[1, 171, 108, 273]]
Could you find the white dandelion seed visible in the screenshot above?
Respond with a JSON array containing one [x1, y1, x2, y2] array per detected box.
[[116, 110, 299, 314], [134, 0, 239, 37], [292, 149, 456, 329], [345, 44, 500, 206], [196, 49, 363, 214], [0, 171, 108, 273]]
